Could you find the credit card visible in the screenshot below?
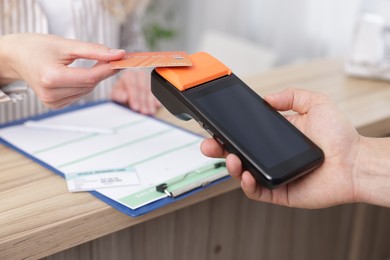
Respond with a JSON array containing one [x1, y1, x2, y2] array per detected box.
[[110, 51, 193, 69]]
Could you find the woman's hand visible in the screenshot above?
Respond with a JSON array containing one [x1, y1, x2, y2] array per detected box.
[[0, 33, 125, 108], [111, 68, 161, 115]]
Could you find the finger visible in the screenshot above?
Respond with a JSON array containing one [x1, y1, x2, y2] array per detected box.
[[264, 88, 324, 114], [154, 98, 161, 107], [241, 171, 268, 202], [56, 62, 119, 89], [122, 73, 141, 111], [150, 94, 161, 113], [141, 90, 156, 115], [43, 88, 93, 109], [200, 138, 228, 158], [66, 39, 125, 61], [141, 69, 159, 114], [128, 70, 147, 113], [111, 78, 129, 104], [135, 84, 149, 114], [225, 153, 243, 179], [126, 87, 141, 112], [36, 86, 91, 105], [142, 83, 160, 115]]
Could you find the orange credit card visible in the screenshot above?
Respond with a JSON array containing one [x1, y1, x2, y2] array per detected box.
[[110, 51, 193, 69]]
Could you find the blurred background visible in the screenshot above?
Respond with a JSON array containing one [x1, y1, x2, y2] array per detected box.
[[142, 0, 390, 78]]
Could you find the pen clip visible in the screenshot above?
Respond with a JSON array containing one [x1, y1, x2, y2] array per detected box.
[[156, 183, 172, 197], [155, 161, 226, 198]]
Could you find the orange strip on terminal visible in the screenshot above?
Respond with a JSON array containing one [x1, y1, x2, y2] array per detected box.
[[155, 52, 232, 91]]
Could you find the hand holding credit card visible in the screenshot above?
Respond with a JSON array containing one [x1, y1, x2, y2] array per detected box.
[[110, 51, 193, 69]]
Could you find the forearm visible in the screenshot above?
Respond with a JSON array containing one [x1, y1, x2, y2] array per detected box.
[[354, 136, 390, 207], [0, 35, 22, 86]]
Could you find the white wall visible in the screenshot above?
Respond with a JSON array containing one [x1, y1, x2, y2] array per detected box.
[[148, 0, 390, 67], [177, 0, 366, 65]]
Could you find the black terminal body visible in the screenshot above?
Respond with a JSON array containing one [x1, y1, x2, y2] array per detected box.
[[151, 70, 324, 189]]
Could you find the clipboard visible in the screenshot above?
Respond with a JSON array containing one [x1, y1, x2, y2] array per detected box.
[[0, 101, 229, 217]]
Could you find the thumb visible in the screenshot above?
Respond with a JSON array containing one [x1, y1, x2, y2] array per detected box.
[[67, 40, 126, 61], [264, 88, 320, 115]]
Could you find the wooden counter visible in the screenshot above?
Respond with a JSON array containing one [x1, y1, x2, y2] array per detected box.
[[1, 58, 390, 260]]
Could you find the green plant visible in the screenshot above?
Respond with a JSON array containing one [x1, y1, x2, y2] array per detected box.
[[142, 0, 177, 50], [143, 23, 175, 50]]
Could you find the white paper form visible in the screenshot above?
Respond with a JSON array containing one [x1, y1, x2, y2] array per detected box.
[[0, 103, 225, 209]]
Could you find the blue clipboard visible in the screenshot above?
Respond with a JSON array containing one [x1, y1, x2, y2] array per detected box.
[[0, 101, 229, 217]]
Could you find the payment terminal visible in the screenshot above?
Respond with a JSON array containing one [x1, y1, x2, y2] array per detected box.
[[151, 52, 324, 189]]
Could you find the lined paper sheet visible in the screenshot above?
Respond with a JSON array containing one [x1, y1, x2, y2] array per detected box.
[[0, 102, 226, 209]]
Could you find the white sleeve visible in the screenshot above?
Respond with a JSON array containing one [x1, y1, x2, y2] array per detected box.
[[0, 81, 28, 103], [0, 89, 12, 103]]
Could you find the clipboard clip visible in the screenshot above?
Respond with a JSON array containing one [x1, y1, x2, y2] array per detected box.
[[155, 161, 226, 198]]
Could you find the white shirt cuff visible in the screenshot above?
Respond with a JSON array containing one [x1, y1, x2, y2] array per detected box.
[[0, 81, 28, 103]]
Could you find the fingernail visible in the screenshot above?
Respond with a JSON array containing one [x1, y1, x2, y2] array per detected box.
[[110, 49, 126, 54]]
